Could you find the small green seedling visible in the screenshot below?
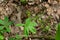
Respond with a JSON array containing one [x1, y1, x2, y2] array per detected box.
[[16, 18, 37, 37], [55, 23, 60, 40], [0, 16, 13, 33]]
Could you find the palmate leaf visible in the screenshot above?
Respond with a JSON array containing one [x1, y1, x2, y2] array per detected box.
[[0, 16, 13, 33], [24, 18, 37, 37], [16, 18, 37, 37], [55, 23, 60, 40]]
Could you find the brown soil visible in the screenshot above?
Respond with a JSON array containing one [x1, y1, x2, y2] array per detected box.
[[0, 0, 60, 40]]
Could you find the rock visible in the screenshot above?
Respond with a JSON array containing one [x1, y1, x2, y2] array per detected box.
[[28, 0, 35, 5]]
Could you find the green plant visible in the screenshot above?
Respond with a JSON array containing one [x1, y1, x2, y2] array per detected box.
[[0, 16, 13, 33], [16, 18, 37, 37], [55, 23, 60, 40], [26, 10, 31, 17], [20, 0, 27, 4], [0, 34, 4, 40], [43, 25, 51, 32], [0, 16, 13, 40]]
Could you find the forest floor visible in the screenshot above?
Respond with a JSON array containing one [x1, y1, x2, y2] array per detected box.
[[0, 0, 60, 40]]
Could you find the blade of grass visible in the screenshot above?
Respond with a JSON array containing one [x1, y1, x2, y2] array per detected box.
[[55, 23, 60, 40]]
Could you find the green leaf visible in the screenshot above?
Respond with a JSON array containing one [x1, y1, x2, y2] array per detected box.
[[0, 20, 4, 25], [0, 26, 4, 30], [16, 18, 37, 37], [9, 35, 22, 40], [29, 26, 36, 34], [4, 16, 9, 22], [0, 35, 4, 40], [25, 18, 31, 27], [55, 23, 60, 40], [25, 18, 31, 24], [8, 37, 15, 40], [45, 26, 51, 31], [15, 35, 20, 38], [24, 27, 29, 37], [15, 35, 22, 40], [8, 21, 13, 26], [31, 21, 37, 27], [0, 16, 13, 34], [5, 27, 11, 33], [24, 18, 37, 36], [26, 18, 31, 21], [0, 30, 5, 34], [16, 23, 24, 27], [20, 0, 26, 3]]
